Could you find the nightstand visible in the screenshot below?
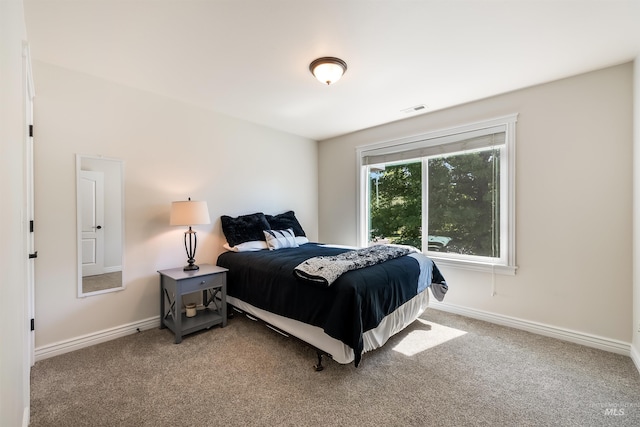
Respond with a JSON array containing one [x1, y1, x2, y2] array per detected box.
[[158, 264, 228, 343]]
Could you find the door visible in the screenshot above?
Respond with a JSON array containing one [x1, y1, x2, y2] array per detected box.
[[79, 170, 105, 276], [24, 42, 36, 366]]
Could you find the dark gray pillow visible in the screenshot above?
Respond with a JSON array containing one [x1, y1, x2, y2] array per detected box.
[[265, 211, 306, 237], [221, 212, 271, 247]]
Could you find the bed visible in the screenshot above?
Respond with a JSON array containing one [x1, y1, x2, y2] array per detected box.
[[216, 211, 447, 369]]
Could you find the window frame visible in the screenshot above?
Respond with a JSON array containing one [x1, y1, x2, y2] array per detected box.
[[356, 114, 518, 275]]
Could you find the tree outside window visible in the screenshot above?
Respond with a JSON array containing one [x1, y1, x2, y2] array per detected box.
[[369, 146, 501, 259], [359, 115, 517, 273]]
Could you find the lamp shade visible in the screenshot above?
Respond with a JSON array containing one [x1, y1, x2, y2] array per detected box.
[[170, 200, 210, 226]]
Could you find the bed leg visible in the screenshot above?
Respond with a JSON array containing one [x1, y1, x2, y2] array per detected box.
[[314, 351, 325, 372]]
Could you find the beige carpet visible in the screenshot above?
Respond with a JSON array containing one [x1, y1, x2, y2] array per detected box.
[[30, 309, 640, 426], [82, 271, 122, 294]]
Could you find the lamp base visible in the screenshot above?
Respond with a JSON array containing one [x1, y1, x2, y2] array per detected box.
[[183, 263, 200, 271], [182, 228, 200, 271]]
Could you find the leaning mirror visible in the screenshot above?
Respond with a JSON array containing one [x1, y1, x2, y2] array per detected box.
[[76, 155, 125, 297]]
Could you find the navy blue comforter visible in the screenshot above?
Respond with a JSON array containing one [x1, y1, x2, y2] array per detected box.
[[217, 243, 425, 366]]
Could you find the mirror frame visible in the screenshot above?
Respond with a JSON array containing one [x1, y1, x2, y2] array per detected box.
[[76, 154, 125, 297]]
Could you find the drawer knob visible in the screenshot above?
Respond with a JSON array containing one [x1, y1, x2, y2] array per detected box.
[[200, 280, 206, 285]]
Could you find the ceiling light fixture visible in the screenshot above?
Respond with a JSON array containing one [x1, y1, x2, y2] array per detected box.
[[309, 57, 347, 85]]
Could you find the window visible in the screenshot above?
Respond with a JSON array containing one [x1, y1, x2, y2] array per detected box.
[[357, 115, 517, 274]]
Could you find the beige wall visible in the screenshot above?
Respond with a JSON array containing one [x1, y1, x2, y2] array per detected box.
[[319, 63, 633, 344], [0, 0, 30, 425], [32, 61, 318, 349]]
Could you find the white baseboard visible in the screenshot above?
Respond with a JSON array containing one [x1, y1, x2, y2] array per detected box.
[[429, 301, 632, 357], [34, 316, 160, 362], [31, 304, 640, 376], [631, 343, 640, 374], [22, 406, 29, 427]]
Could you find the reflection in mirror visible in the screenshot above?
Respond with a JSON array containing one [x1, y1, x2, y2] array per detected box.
[[76, 155, 124, 297]]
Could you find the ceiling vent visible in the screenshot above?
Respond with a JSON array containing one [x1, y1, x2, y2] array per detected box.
[[401, 104, 428, 114]]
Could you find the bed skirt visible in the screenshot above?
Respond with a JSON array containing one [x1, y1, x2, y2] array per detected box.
[[227, 289, 430, 365]]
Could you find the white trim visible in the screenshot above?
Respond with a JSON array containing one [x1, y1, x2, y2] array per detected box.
[[356, 114, 519, 153], [429, 257, 517, 275], [22, 406, 29, 427], [34, 316, 160, 362], [430, 301, 632, 356], [23, 41, 35, 370], [76, 154, 126, 297], [356, 151, 369, 246], [22, 43, 35, 98], [631, 345, 640, 375], [505, 116, 517, 269], [102, 265, 122, 274], [22, 42, 35, 427], [356, 114, 518, 273]]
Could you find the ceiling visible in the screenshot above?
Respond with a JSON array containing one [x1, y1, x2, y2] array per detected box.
[[23, 0, 640, 141]]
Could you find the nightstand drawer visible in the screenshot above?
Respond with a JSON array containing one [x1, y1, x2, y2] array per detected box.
[[179, 273, 225, 294]]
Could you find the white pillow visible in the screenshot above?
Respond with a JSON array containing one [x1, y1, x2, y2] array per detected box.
[[295, 236, 309, 245], [223, 240, 268, 252], [263, 228, 299, 250]]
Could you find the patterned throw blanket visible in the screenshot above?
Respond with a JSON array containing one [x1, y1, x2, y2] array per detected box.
[[293, 245, 415, 286]]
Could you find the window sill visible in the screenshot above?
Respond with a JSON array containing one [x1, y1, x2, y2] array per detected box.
[[428, 256, 517, 276]]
